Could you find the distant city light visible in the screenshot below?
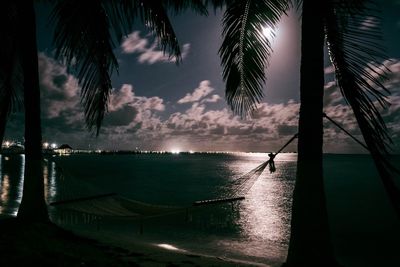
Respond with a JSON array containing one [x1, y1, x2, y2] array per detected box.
[[51, 143, 57, 149], [189, 150, 194, 154], [171, 149, 180, 154], [43, 142, 49, 149], [4, 141, 10, 147]]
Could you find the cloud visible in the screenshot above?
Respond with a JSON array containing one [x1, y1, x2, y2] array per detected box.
[[138, 43, 190, 64], [38, 53, 83, 125], [53, 58, 400, 152], [104, 106, 138, 127], [6, 54, 400, 153], [102, 84, 165, 135], [158, 100, 301, 151], [177, 80, 214, 104], [201, 94, 221, 103], [109, 84, 135, 111], [121, 31, 148, 53], [91, 79, 302, 151], [6, 54, 168, 149], [324, 65, 335, 75], [121, 31, 190, 64], [1, 53, 90, 147], [36, 56, 400, 153], [324, 81, 345, 107]]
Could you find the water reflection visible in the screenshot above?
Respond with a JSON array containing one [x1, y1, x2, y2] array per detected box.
[[221, 153, 296, 261], [0, 155, 25, 216], [0, 153, 296, 264], [242, 153, 295, 240], [0, 156, 59, 216], [0, 174, 9, 214], [44, 160, 58, 203], [156, 243, 186, 252]]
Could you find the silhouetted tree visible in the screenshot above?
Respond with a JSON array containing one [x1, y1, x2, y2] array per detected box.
[[209, 0, 397, 266], [0, 3, 22, 151], [0, 0, 206, 222]]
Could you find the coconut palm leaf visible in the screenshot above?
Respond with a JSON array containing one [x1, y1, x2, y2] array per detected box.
[[116, 0, 183, 63], [219, 0, 289, 117], [103, 0, 205, 61], [204, 0, 229, 10], [162, 0, 208, 15], [325, 0, 391, 154], [325, 0, 400, 214], [51, 0, 184, 134], [51, 0, 119, 135]]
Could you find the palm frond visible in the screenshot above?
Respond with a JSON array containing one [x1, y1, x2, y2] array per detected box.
[[51, 0, 118, 135], [203, 0, 229, 10], [115, 0, 183, 63], [162, 0, 208, 15], [105, 0, 199, 54], [51, 0, 187, 134], [292, 0, 302, 11], [325, 0, 400, 215], [219, 0, 289, 117]]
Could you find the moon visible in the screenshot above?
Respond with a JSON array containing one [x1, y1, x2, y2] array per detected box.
[[262, 26, 274, 40]]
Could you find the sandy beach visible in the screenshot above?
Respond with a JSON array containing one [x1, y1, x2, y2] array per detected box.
[[0, 215, 268, 267], [69, 227, 270, 267]]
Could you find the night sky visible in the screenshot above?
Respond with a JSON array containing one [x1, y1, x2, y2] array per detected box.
[[4, 1, 400, 153]]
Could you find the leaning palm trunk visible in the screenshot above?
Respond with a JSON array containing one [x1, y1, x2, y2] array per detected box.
[[285, 0, 336, 266], [17, 0, 49, 222]]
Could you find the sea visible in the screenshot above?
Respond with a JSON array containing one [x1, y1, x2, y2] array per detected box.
[[0, 153, 399, 267]]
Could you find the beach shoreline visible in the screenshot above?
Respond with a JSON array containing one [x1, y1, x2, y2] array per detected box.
[[67, 226, 271, 267], [0, 215, 271, 267]]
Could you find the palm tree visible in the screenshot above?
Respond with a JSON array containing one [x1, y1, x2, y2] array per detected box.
[[0, 2, 46, 221], [209, 0, 397, 266], [0, 3, 22, 152], [0, 0, 206, 222]]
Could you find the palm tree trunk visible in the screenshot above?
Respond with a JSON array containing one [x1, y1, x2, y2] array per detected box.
[[17, 0, 49, 222], [0, 100, 9, 152], [284, 0, 337, 266]]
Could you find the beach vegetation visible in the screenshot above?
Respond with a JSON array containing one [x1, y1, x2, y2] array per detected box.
[[209, 0, 396, 266]]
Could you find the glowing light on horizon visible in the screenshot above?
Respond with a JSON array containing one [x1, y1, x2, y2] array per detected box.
[[51, 143, 57, 149], [171, 149, 180, 154]]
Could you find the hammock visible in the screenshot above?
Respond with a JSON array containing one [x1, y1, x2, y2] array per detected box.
[[50, 193, 185, 218], [49, 134, 299, 221]]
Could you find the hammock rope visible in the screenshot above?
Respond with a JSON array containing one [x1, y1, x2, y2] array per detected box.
[[323, 112, 369, 150], [229, 111, 388, 198], [50, 112, 382, 221], [228, 133, 299, 197], [49, 131, 300, 221]]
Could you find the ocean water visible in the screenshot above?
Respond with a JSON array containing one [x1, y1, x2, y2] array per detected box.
[[0, 153, 399, 266]]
